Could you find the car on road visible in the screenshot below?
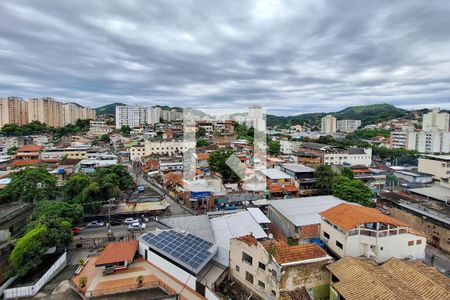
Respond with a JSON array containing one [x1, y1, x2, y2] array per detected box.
[[86, 220, 105, 228], [72, 227, 82, 235], [124, 218, 139, 225], [128, 222, 146, 231]]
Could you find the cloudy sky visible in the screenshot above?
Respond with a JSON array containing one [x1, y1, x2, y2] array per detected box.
[[1, 0, 450, 115]]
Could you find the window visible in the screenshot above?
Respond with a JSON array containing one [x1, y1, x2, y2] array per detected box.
[[336, 241, 343, 249], [258, 262, 266, 270], [324, 231, 330, 239], [235, 265, 240, 272], [416, 240, 422, 245], [272, 290, 276, 297], [408, 240, 414, 246], [245, 272, 254, 284], [242, 252, 253, 265], [258, 281, 265, 289]]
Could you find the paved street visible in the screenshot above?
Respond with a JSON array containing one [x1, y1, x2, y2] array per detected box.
[[125, 162, 192, 216], [425, 245, 450, 275]]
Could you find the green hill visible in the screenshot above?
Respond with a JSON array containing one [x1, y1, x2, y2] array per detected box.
[[95, 102, 126, 115], [267, 103, 409, 127]]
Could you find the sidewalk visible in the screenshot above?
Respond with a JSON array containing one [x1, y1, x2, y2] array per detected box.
[[424, 245, 450, 274]]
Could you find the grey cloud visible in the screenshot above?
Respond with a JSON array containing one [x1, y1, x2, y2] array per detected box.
[[0, 0, 449, 115]]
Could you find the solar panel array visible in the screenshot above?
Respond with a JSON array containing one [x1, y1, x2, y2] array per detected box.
[[142, 230, 215, 272]]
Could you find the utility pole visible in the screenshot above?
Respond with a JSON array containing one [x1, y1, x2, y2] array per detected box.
[[107, 198, 115, 237]]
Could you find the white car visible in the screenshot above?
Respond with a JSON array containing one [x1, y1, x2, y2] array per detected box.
[[124, 218, 139, 225], [86, 220, 105, 228], [128, 222, 146, 231]]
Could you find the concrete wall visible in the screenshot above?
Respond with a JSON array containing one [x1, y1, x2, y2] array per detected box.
[[383, 205, 450, 254], [320, 220, 426, 262], [229, 239, 331, 300]]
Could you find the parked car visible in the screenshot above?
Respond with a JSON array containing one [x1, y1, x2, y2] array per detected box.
[[124, 218, 139, 225], [112, 220, 123, 226], [72, 227, 82, 235], [86, 220, 105, 228], [128, 222, 146, 231]]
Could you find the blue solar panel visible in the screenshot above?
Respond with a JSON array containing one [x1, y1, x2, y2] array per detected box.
[[142, 230, 215, 272]]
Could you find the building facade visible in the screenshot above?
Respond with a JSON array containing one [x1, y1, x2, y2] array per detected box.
[[423, 108, 449, 131], [336, 119, 361, 133], [321, 115, 336, 134], [320, 203, 426, 263], [229, 235, 332, 300], [0, 97, 28, 127]]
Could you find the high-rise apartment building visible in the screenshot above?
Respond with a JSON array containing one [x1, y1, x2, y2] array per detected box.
[[147, 106, 161, 124], [422, 108, 449, 131], [0, 97, 28, 127], [336, 119, 361, 133], [321, 114, 336, 134], [160, 109, 183, 122], [0, 96, 95, 128], [407, 130, 450, 153]]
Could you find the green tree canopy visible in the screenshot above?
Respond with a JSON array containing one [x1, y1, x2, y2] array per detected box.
[[208, 149, 240, 182], [120, 125, 131, 135], [32, 200, 83, 226], [10, 224, 49, 276], [331, 175, 374, 206], [99, 134, 111, 143], [267, 140, 281, 156], [315, 165, 336, 193], [196, 139, 211, 147], [339, 166, 354, 179], [0, 167, 57, 203]]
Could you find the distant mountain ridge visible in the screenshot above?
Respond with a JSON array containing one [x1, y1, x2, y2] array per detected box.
[[267, 103, 409, 127], [95, 102, 126, 115]]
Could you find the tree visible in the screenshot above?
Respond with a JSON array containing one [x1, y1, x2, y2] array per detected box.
[[7, 146, 18, 155], [196, 139, 211, 147], [10, 224, 49, 276], [32, 200, 84, 226], [63, 173, 90, 199], [120, 125, 131, 135], [0, 167, 57, 203], [267, 140, 281, 156], [208, 149, 240, 182], [99, 134, 111, 143], [339, 166, 354, 179], [332, 175, 373, 206], [196, 127, 206, 139], [315, 165, 336, 193]]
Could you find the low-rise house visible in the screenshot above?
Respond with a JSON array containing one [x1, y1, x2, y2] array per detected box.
[[230, 235, 333, 300], [139, 229, 222, 299], [351, 165, 386, 191], [277, 163, 319, 196], [268, 196, 345, 244], [258, 169, 299, 198], [71, 240, 206, 299], [15, 144, 43, 160], [418, 154, 450, 188], [319, 203, 426, 263], [377, 191, 450, 254], [393, 170, 433, 184], [327, 257, 450, 300], [297, 143, 372, 167]]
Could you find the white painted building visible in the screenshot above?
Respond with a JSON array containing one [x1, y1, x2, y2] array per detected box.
[[418, 154, 450, 188], [116, 105, 162, 128], [422, 108, 449, 131], [336, 119, 361, 133], [129, 140, 196, 159], [147, 106, 161, 124], [320, 203, 426, 263], [89, 120, 114, 135], [280, 140, 302, 154], [407, 130, 450, 153], [321, 115, 336, 134]]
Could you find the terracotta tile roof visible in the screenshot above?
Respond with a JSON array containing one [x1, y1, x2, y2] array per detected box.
[[95, 240, 138, 266], [237, 234, 257, 246], [260, 240, 327, 265], [280, 288, 312, 300], [164, 172, 183, 185], [319, 203, 409, 231], [141, 159, 159, 173], [269, 184, 299, 193], [327, 257, 450, 300], [17, 145, 44, 152], [11, 159, 42, 167], [196, 153, 210, 160]]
